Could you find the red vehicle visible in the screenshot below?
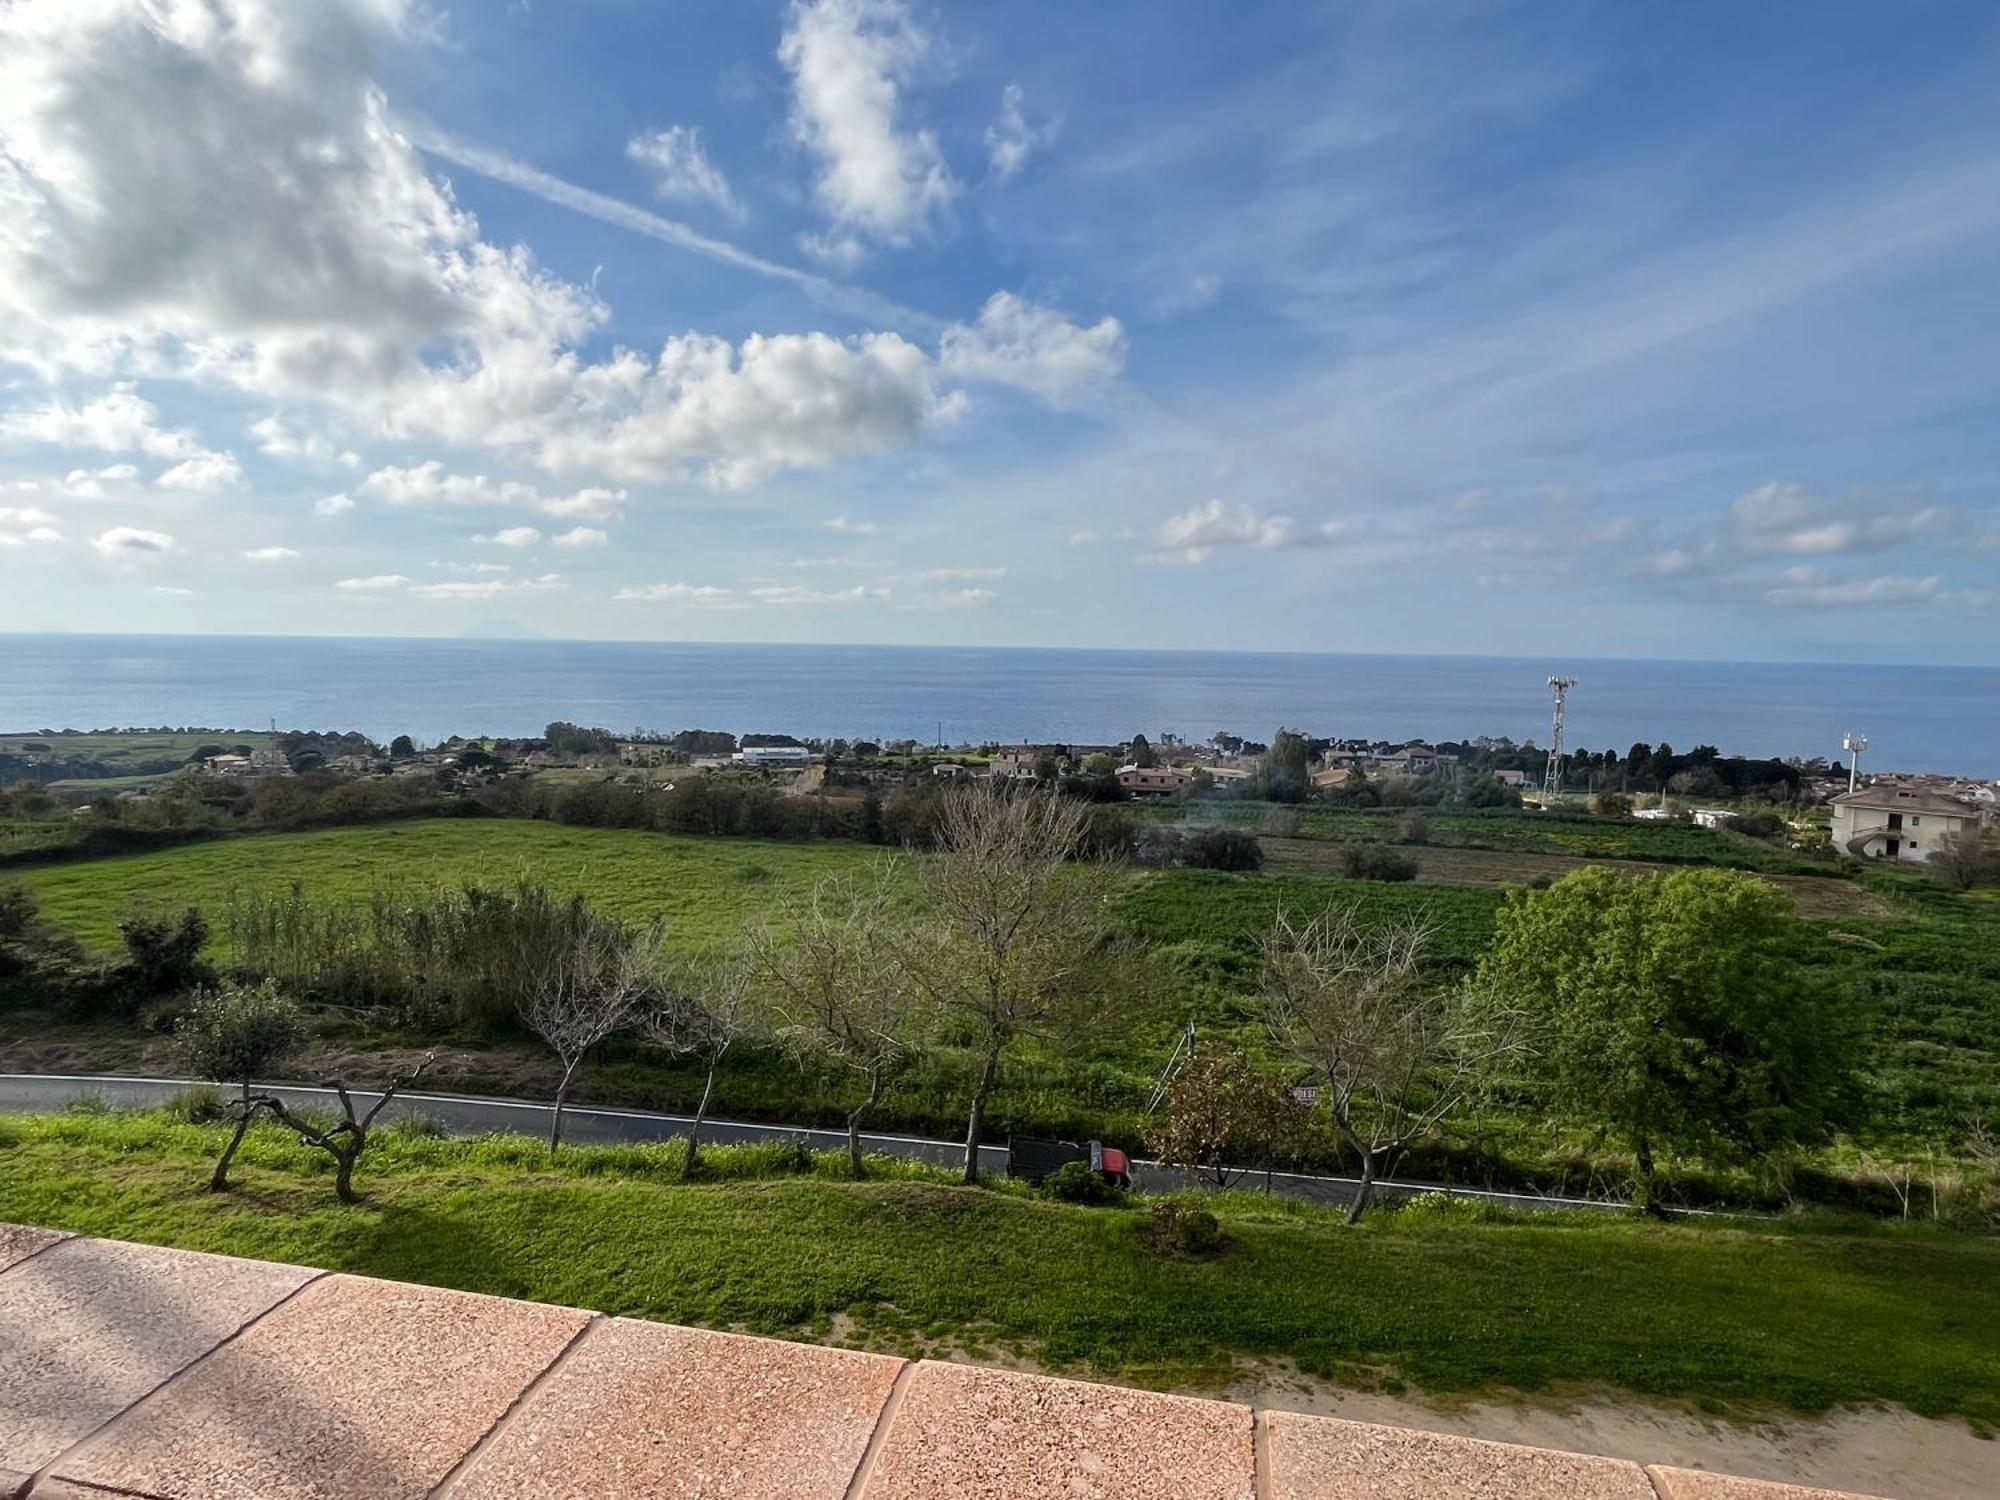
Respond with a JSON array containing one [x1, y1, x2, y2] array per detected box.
[[1007, 1136, 1132, 1188]]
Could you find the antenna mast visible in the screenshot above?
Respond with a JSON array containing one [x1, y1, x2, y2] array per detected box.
[[1542, 676, 1576, 803], [1842, 731, 1868, 794]]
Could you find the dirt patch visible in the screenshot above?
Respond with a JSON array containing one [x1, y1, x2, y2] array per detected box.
[[1211, 1363, 1991, 1500], [1260, 839, 1899, 922]]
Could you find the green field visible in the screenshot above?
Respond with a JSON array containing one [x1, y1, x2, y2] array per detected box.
[[4, 1109, 1995, 1421], [14, 818, 891, 952], [0, 729, 281, 765], [8, 814, 2000, 1168]]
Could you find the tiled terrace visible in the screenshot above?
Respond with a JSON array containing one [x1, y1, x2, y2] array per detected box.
[[0, 1223, 1886, 1499]]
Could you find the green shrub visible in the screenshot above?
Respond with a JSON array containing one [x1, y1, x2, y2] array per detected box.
[[1141, 1194, 1225, 1256], [161, 1084, 229, 1124], [1340, 844, 1418, 882], [1040, 1159, 1127, 1206]]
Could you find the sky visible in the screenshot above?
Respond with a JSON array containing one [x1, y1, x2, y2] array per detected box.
[[2, 0, 1998, 663]]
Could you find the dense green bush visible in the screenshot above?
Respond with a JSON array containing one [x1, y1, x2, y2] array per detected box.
[[1340, 843, 1419, 882], [1141, 1194, 1225, 1256], [1040, 1159, 1129, 1206]]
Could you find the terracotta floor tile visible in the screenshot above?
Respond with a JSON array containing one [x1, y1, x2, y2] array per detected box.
[[47, 1273, 592, 1500], [1650, 1467, 1890, 1499], [0, 1222, 69, 1276], [0, 1237, 315, 1492], [861, 1361, 1253, 1500], [1264, 1411, 1655, 1499], [444, 1318, 904, 1499]]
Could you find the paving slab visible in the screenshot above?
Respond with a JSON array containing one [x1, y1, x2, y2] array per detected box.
[[1649, 1468, 1886, 1499], [0, 1237, 316, 1495], [0, 1222, 69, 1276], [860, 1360, 1254, 1500], [442, 1317, 903, 1499], [1264, 1410, 1655, 1499], [45, 1272, 593, 1500]]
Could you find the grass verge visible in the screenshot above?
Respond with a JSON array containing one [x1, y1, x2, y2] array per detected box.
[[2, 1110, 1996, 1425]]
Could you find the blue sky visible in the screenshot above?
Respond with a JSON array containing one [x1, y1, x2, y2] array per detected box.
[[2, 0, 1998, 662]]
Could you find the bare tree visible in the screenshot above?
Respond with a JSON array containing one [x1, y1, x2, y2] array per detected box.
[[246, 1053, 435, 1203], [520, 923, 654, 1154], [751, 868, 923, 1179], [645, 947, 761, 1179], [1261, 905, 1524, 1223], [1933, 828, 2000, 891], [917, 785, 1106, 1184]]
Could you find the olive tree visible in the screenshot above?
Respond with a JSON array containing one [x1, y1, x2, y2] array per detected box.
[[646, 948, 761, 1179], [1477, 866, 1862, 1207], [917, 786, 1107, 1184], [1261, 906, 1522, 1222], [751, 868, 923, 1179], [173, 979, 308, 1191], [244, 1054, 435, 1203]]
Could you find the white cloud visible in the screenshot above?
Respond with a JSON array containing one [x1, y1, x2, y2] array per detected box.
[[537, 486, 626, 519], [614, 582, 743, 607], [1141, 499, 1343, 564], [939, 293, 1126, 403], [314, 492, 356, 516], [251, 414, 359, 468], [151, 585, 196, 597], [749, 582, 878, 605], [0, 386, 206, 458], [929, 586, 996, 606], [985, 84, 1054, 181], [779, 0, 955, 249], [1067, 529, 1098, 545], [156, 452, 246, 491], [626, 126, 738, 216], [243, 546, 300, 562], [1761, 570, 1942, 609], [910, 565, 1006, 580], [0, 506, 57, 528], [429, 560, 510, 575], [334, 573, 410, 591], [0, 2, 956, 491], [361, 461, 537, 508], [408, 572, 563, 601], [551, 526, 607, 548], [825, 514, 876, 533], [92, 526, 174, 556], [0, 505, 62, 547], [478, 526, 543, 548]]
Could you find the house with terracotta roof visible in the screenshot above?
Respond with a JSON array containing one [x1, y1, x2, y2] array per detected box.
[[1831, 784, 1982, 863]]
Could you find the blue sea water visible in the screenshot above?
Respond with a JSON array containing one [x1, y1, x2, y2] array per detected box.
[[2, 634, 1996, 777]]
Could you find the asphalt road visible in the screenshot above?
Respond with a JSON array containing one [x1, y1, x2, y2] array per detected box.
[[0, 1072, 1629, 1215]]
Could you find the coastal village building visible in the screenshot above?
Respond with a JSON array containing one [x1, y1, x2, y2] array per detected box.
[[733, 745, 814, 767], [992, 745, 1065, 779], [1116, 764, 1194, 798], [1831, 785, 1983, 863]]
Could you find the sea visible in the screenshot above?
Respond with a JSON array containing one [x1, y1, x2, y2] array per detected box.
[[3, 634, 1997, 778]]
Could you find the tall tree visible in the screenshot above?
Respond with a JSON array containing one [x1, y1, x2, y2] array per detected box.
[[520, 922, 654, 1154], [1477, 866, 1862, 1207], [646, 948, 761, 1178], [1261, 906, 1523, 1222], [752, 868, 924, 1178], [917, 785, 1106, 1183], [173, 979, 308, 1191]]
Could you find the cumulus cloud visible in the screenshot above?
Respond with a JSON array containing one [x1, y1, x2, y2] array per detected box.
[[985, 84, 1053, 181], [314, 492, 356, 516], [250, 415, 359, 468], [361, 461, 537, 507], [477, 526, 542, 548], [779, 0, 955, 250], [614, 582, 743, 607], [156, 452, 246, 492], [536, 486, 626, 519], [1141, 499, 1343, 565], [909, 565, 1006, 581], [1728, 482, 1957, 558], [0, 1, 960, 489], [0, 386, 207, 458], [551, 526, 607, 548], [92, 526, 174, 556], [939, 293, 1126, 404], [334, 573, 410, 591], [626, 126, 738, 216], [408, 572, 562, 600], [243, 545, 300, 562], [749, 582, 880, 605], [0, 504, 63, 546]]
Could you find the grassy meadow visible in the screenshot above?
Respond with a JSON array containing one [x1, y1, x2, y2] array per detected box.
[[6, 812, 1998, 1170], [3, 1108, 1996, 1422]]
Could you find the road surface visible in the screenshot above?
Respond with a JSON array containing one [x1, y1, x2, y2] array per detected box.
[[0, 1072, 1632, 1215]]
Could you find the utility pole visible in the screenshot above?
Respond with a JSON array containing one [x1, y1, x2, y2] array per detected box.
[[1842, 732, 1868, 794], [1542, 676, 1576, 804]]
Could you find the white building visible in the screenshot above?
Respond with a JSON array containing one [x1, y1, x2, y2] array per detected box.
[[1691, 809, 1737, 830], [734, 745, 814, 767], [1831, 786, 1982, 864]]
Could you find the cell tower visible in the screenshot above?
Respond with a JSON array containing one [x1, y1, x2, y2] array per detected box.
[[1842, 731, 1868, 794], [1542, 676, 1576, 803]]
